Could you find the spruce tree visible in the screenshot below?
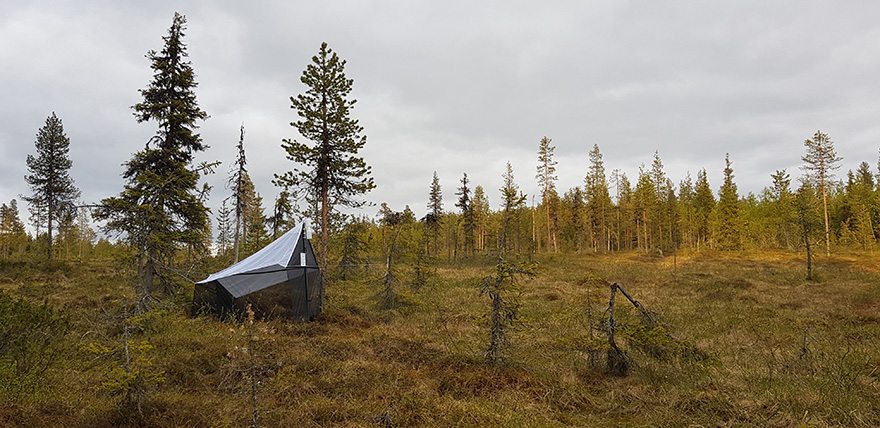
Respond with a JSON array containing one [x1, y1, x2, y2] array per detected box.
[[664, 178, 679, 251], [678, 173, 695, 248], [268, 189, 295, 240], [215, 200, 233, 257], [716, 154, 741, 250], [428, 171, 443, 218], [0, 200, 28, 257], [500, 162, 527, 255], [768, 169, 796, 248], [801, 130, 842, 256], [482, 162, 533, 364], [841, 163, 875, 249], [276, 42, 374, 285], [560, 187, 585, 252], [693, 169, 715, 249], [585, 144, 611, 252], [609, 169, 625, 251], [338, 215, 370, 280], [243, 192, 269, 256], [650, 151, 667, 251], [228, 124, 248, 262], [634, 166, 655, 252], [96, 13, 211, 309], [23, 112, 81, 260], [795, 180, 822, 279], [617, 173, 634, 250], [456, 173, 476, 257], [236, 172, 258, 255], [426, 171, 443, 255]]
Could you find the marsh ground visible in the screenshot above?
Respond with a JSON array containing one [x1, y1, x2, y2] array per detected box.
[[2, 250, 879, 427]]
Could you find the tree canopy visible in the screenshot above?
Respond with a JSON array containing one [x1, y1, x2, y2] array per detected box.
[[23, 112, 80, 260], [277, 41, 374, 280], [96, 12, 211, 309]]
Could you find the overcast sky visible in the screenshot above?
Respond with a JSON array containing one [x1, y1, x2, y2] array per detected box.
[[2, 1, 879, 234]]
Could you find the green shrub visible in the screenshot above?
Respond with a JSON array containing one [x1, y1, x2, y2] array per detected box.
[[0, 290, 70, 396]]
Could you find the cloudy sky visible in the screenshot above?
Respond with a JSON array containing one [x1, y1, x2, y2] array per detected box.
[[2, 1, 879, 233]]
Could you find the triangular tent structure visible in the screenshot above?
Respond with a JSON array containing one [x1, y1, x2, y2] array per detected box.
[[194, 222, 323, 321]]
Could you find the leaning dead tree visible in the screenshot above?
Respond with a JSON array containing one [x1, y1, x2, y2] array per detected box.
[[603, 282, 709, 376], [605, 283, 626, 375], [605, 282, 655, 376]]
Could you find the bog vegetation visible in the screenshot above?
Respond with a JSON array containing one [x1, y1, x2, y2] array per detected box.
[[3, 11, 880, 428], [2, 248, 880, 427]]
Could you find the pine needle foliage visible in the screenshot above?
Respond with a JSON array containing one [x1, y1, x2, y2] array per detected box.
[[277, 42, 375, 284], [23, 112, 81, 260], [801, 130, 842, 256]]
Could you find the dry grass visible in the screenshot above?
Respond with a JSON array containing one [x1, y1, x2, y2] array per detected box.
[[2, 250, 879, 427]]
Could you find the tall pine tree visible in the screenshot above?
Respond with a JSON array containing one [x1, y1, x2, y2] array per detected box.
[[536, 136, 558, 252], [276, 42, 374, 287], [97, 13, 211, 309], [801, 130, 841, 256], [23, 112, 81, 260]]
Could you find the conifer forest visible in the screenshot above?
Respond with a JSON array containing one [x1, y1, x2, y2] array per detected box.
[[2, 10, 880, 428]]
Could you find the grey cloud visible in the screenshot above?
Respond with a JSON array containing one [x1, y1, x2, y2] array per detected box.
[[2, 1, 879, 231]]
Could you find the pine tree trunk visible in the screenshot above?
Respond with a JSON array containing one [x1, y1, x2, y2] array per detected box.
[[47, 198, 53, 260], [546, 195, 552, 253], [821, 179, 831, 256], [656, 193, 662, 253], [321, 183, 328, 308], [534, 205, 539, 253]]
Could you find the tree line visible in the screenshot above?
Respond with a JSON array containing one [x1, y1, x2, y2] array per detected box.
[[7, 12, 877, 303], [380, 132, 866, 265]]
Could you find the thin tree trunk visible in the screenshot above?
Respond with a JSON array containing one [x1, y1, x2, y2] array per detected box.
[[821, 178, 830, 256], [533, 203, 539, 252], [656, 192, 662, 253], [47, 198, 53, 260], [805, 235, 813, 281], [234, 207, 241, 263], [546, 194, 552, 253], [321, 184, 328, 308]]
